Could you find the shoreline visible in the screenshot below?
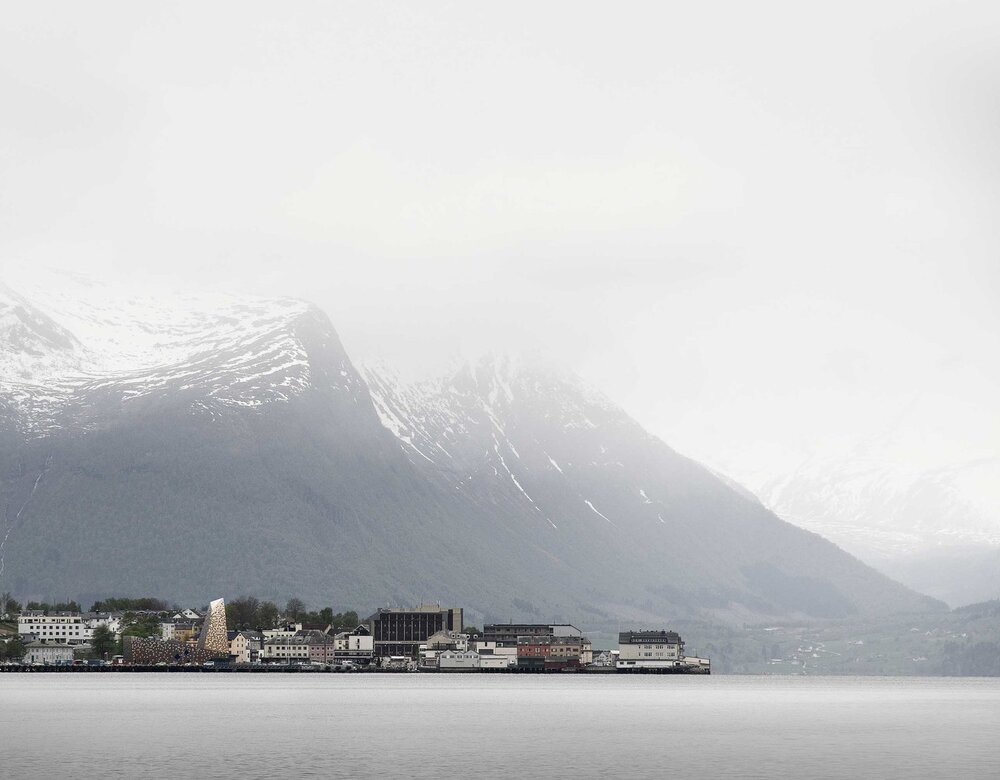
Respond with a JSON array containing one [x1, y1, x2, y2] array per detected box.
[[0, 664, 706, 675]]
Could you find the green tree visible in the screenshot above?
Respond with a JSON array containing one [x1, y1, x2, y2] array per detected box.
[[319, 607, 334, 625], [227, 596, 260, 629], [2, 637, 26, 661], [1, 592, 21, 617], [463, 626, 481, 636], [257, 601, 279, 629], [332, 611, 360, 627], [91, 625, 117, 659], [284, 598, 306, 621], [299, 610, 321, 625], [121, 613, 161, 639]]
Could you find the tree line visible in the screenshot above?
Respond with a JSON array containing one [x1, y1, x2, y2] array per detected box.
[[225, 596, 360, 631], [91, 597, 171, 612]]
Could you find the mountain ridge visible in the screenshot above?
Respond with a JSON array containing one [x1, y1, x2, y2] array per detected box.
[[0, 277, 944, 625]]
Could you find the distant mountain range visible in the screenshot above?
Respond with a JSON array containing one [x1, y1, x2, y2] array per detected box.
[[754, 426, 1000, 607], [0, 274, 943, 626]]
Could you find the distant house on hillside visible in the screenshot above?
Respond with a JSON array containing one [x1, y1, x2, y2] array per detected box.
[[161, 619, 200, 643], [81, 612, 123, 637]]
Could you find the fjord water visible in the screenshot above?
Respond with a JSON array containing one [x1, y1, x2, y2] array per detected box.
[[2, 675, 998, 778]]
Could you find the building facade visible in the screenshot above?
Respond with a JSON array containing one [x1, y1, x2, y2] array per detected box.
[[82, 612, 123, 637], [333, 625, 374, 664], [617, 630, 684, 669], [437, 650, 480, 670], [228, 630, 263, 663], [161, 620, 201, 642], [18, 611, 91, 646], [517, 634, 587, 670], [123, 636, 223, 665], [262, 635, 311, 662], [366, 605, 463, 658], [470, 639, 519, 666], [424, 630, 469, 652], [305, 632, 337, 664], [197, 598, 229, 655], [22, 641, 75, 664], [483, 623, 582, 647]]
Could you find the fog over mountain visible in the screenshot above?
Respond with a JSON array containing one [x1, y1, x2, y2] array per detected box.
[[0, 275, 942, 625], [1, 4, 998, 612], [756, 442, 1000, 607]]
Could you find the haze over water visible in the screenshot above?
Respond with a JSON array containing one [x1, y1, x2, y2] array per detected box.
[[2, 675, 997, 778]]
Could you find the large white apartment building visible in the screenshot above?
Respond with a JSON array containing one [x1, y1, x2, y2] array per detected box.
[[616, 630, 684, 669], [18, 611, 92, 646]]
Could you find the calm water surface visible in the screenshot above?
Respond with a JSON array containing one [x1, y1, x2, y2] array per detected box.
[[2, 674, 998, 778]]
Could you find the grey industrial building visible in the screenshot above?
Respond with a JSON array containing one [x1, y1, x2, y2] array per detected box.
[[366, 605, 463, 658]]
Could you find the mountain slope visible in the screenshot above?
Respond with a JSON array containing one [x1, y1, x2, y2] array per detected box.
[[0, 279, 943, 624], [361, 356, 942, 623], [756, 415, 1000, 606]]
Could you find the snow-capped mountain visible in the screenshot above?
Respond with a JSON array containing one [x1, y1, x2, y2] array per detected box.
[[363, 355, 638, 531], [760, 455, 1000, 556], [0, 274, 943, 624], [0, 271, 364, 435], [360, 355, 941, 622], [755, 412, 1000, 606]]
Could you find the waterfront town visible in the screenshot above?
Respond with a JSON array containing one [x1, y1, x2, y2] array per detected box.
[[0, 596, 710, 673]]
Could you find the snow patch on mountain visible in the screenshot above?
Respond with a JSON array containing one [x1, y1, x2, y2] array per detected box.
[[1, 270, 319, 434], [584, 499, 614, 524], [361, 355, 632, 533]]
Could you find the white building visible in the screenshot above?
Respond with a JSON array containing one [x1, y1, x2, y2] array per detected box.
[[616, 630, 684, 669], [229, 631, 263, 663], [437, 650, 481, 670], [333, 626, 374, 663], [682, 655, 711, 673], [478, 653, 513, 670], [18, 612, 92, 646], [471, 639, 519, 666], [262, 623, 303, 641], [22, 641, 75, 664], [262, 635, 311, 662], [82, 612, 123, 636], [591, 649, 617, 667]]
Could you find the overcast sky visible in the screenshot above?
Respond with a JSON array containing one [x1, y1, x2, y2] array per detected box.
[[2, 1, 998, 485]]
